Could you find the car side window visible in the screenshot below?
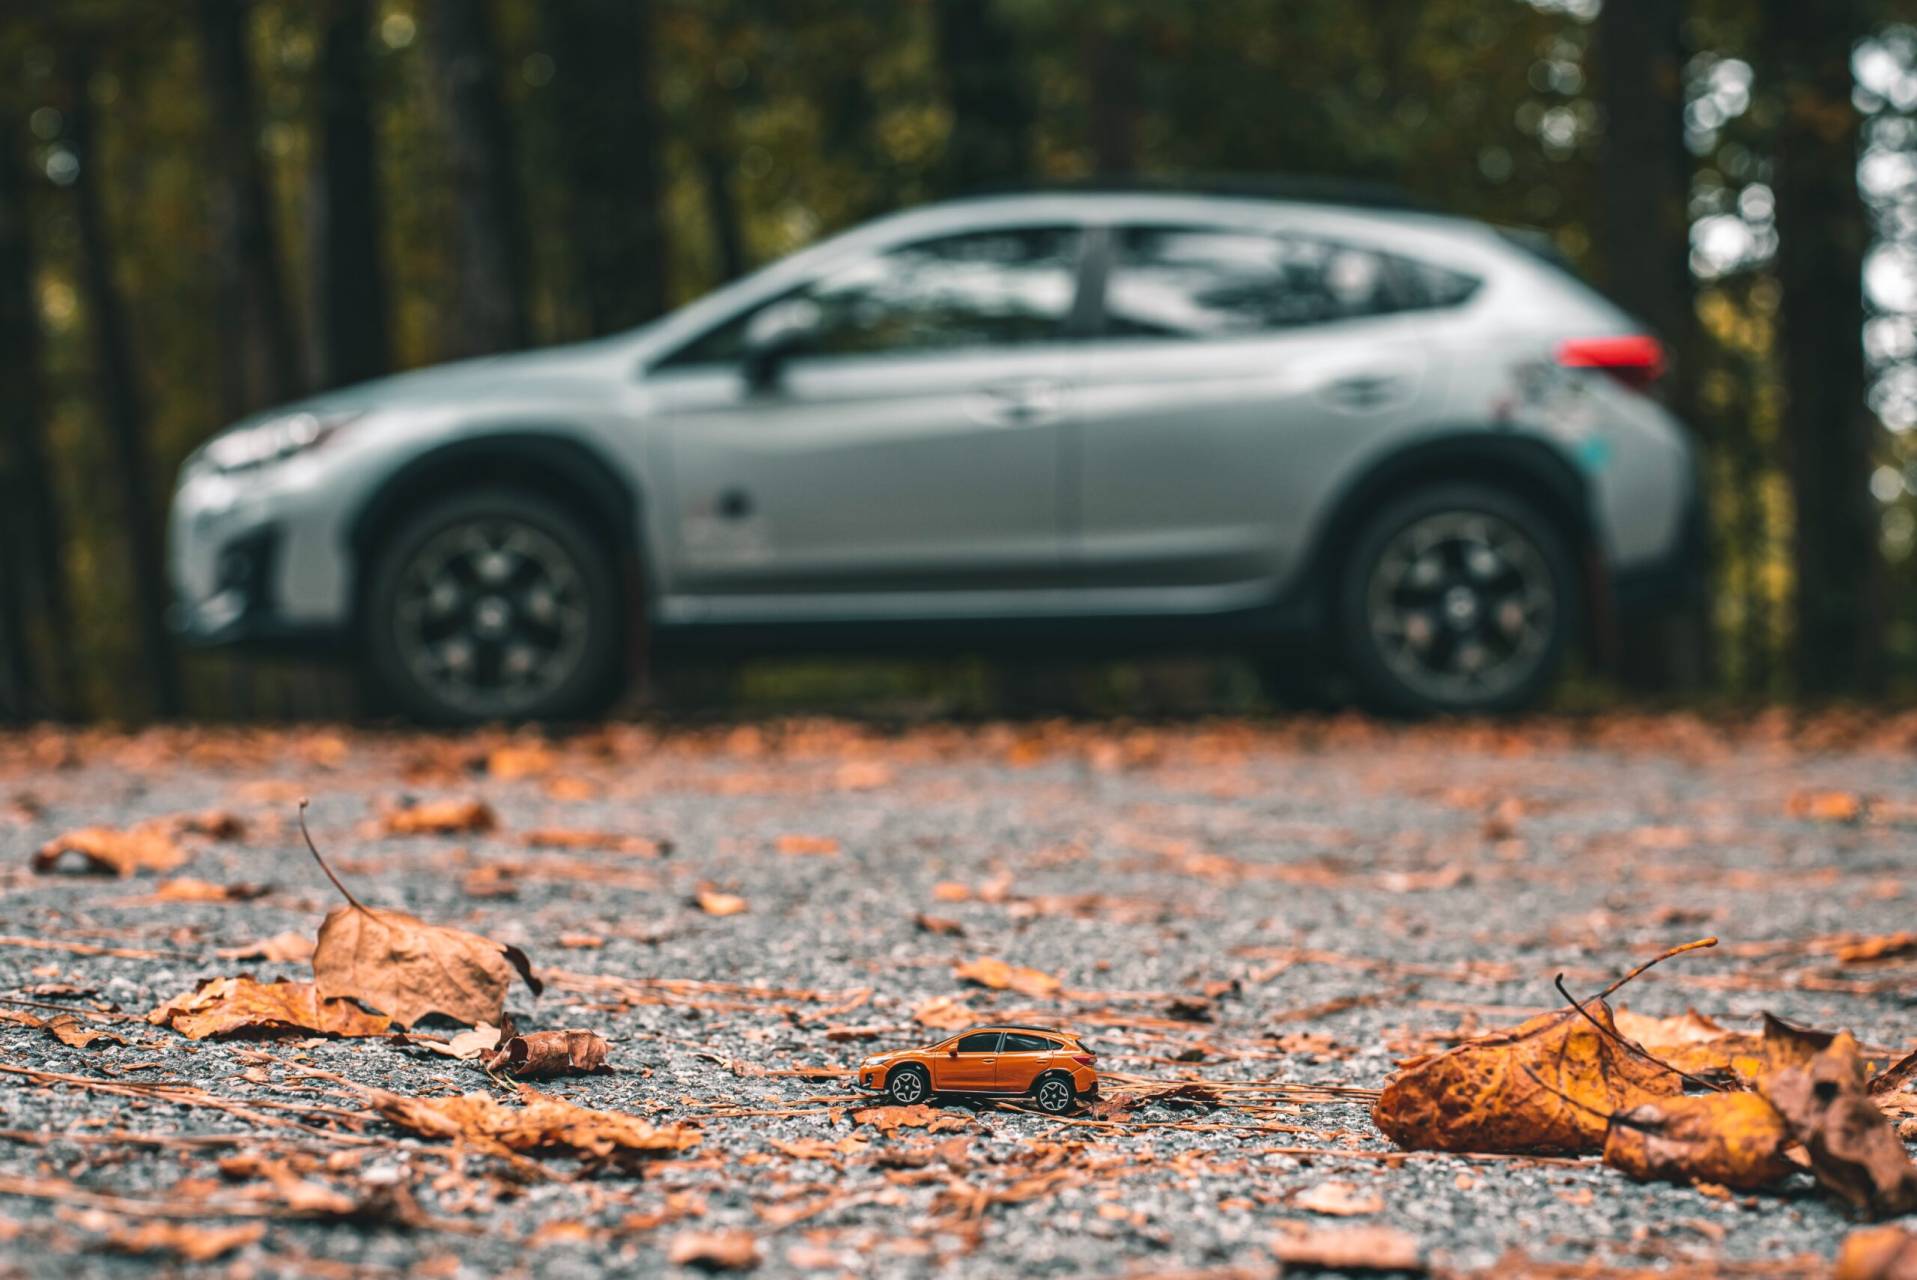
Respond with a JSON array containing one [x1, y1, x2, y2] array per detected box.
[[955, 1032, 1003, 1053], [1103, 225, 1474, 338], [1001, 1033, 1052, 1052], [666, 226, 1083, 366]]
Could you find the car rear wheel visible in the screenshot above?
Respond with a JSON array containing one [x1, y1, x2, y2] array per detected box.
[[1032, 1074, 1076, 1114], [886, 1065, 929, 1105], [361, 489, 624, 724], [1339, 484, 1574, 716]]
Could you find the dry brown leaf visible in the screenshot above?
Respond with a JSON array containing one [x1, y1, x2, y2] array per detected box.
[[953, 956, 1062, 999], [1837, 1225, 1917, 1280], [303, 805, 540, 1028], [148, 976, 392, 1040], [483, 1029, 610, 1077], [370, 1084, 698, 1169], [1831, 932, 1917, 965], [487, 744, 554, 780], [1293, 1181, 1384, 1216], [43, 1013, 124, 1050], [558, 932, 605, 950], [1374, 943, 1716, 1154], [105, 1220, 264, 1263], [1789, 789, 1865, 823], [914, 913, 964, 937], [32, 825, 187, 876], [522, 827, 664, 856], [696, 888, 748, 917], [667, 1229, 762, 1271], [1613, 1007, 1766, 1083], [1758, 1029, 1917, 1218], [912, 995, 973, 1030], [172, 808, 247, 840], [147, 877, 270, 903], [1601, 1091, 1795, 1191], [849, 1103, 972, 1136], [217, 930, 316, 964], [1872, 1049, 1917, 1099], [775, 834, 839, 856], [381, 796, 497, 835], [1270, 1223, 1423, 1273]]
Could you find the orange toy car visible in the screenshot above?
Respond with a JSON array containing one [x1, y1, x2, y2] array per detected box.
[[856, 1025, 1098, 1114]]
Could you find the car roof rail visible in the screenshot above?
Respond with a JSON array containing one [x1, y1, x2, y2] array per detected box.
[[956, 172, 1438, 215]]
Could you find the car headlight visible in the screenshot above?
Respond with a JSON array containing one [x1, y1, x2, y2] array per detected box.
[[202, 410, 361, 473]]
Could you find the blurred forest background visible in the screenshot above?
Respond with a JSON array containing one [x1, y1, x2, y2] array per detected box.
[[2, 0, 1917, 722]]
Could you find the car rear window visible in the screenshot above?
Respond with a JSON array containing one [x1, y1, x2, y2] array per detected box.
[[1002, 1033, 1054, 1052]]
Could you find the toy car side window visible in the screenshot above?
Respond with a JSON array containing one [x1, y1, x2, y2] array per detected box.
[[956, 1032, 1002, 1052], [1002, 1033, 1050, 1052]]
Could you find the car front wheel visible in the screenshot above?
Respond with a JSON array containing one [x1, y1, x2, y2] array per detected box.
[[886, 1066, 929, 1105], [1032, 1074, 1076, 1114], [1339, 484, 1575, 716], [361, 489, 624, 724]]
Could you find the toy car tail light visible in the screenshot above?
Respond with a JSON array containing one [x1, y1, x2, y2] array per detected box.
[[1556, 334, 1665, 393], [1072, 1053, 1095, 1066]]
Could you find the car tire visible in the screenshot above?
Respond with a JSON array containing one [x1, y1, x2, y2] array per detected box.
[[360, 488, 625, 725], [1338, 483, 1575, 716], [886, 1065, 930, 1106], [1032, 1073, 1076, 1114]]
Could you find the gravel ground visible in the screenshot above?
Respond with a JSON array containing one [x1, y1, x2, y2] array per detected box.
[[0, 716, 1911, 1278]]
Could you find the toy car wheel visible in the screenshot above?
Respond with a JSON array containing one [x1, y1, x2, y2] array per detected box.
[[1033, 1074, 1075, 1114], [886, 1065, 929, 1105]]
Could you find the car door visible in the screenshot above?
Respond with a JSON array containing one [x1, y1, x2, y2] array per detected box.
[[646, 226, 1088, 619], [1067, 222, 1440, 607], [994, 1032, 1057, 1091], [936, 1032, 1002, 1090]]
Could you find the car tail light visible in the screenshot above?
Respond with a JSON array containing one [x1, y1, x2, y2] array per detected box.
[[1555, 335, 1665, 393], [1071, 1054, 1095, 1066]]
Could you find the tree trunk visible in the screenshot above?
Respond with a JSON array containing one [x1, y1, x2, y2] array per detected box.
[[1083, 19, 1139, 177], [1595, 0, 1709, 693], [1762, 0, 1880, 697], [543, 0, 668, 333], [196, 0, 302, 418], [0, 110, 75, 718], [309, 0, 390, 389], [932, 0, 1034, 194], [66, 46, 181, 718], [427, 0, 530, 356]]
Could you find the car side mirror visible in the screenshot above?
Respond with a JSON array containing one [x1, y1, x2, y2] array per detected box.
[[948, 1047, 960, 1057], [741, 297, 822, 392]]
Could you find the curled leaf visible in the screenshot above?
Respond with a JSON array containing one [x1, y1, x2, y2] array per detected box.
[[148, 976, 391, 1040], [33, 825, 187, 876], [1758, 1030, 1917, 1219], [484, 1029, 610, 1077], [1602, 1091, 1795, 1191], [370, 1085, 698, 1169]]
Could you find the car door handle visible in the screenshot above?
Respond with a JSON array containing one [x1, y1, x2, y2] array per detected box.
[[1323, 373, 1408, 411], [980, 1057, 995, 1064], [975, 380, 1064, 426]]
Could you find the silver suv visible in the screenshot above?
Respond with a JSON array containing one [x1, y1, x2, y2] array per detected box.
[[168, 189, 1699, 722]]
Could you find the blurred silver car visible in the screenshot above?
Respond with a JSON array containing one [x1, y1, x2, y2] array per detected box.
[[169, 188, 1699, 722]]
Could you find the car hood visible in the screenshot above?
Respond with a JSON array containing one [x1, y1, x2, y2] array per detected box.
[[241, 334, 652, 425]]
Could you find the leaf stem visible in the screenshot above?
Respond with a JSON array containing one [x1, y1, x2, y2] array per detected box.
[[299, 799, 367, 912], [1596, 937, 1717, 1000], [1554, 973, 1725, 1093]]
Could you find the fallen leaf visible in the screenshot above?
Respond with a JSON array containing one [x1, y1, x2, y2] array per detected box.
[[1830, 932, 1917, 966], [848, 1103, 972, 1136], [558, 932, 605, 950], [1602, 1091, 1795, 1192], [1789, 790, 1865, 823], [1374, 943, 1711, 1154], [370, 1084, 698, 1169], [1759, 1029, 1917, 1218], [105, 1221, 263, 1263], [487, 744, 554, 780], [148, 976, 392, 1040], [1612, 1007, 1764, 1083], [42, 1013, 124, 1050], [303, 806, 540, 1028], [953, 956, 1062, 999], [667, 1229, 761, 1271], [912, 995, 973, 1030], [147, 877, 270, 903], [381, 797, 497, 835], [1871, 1050, 1917, 1099], [32, 825, 187, 876], [522, 827, 664, 856], [913, 913, 964, 937], [217, 930, 316, 964], [1270, 1223, 1423, 1273], [1837, 1225, 1917, 1280], [696, 889, 748, 917], [775, 834, 839, 856], [483, 1029, 610, 1077], [1293, 1181, 1384, 1216], [172, 808, 246, 840]]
